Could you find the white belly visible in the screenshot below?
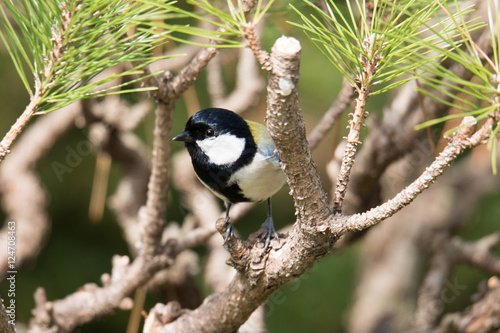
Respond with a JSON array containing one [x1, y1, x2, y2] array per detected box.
[[228, 153, 286, 202]]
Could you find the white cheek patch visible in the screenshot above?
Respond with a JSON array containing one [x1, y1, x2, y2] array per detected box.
[[196, 133, 245, 166]]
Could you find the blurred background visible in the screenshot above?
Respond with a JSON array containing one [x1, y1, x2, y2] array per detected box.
[[1, 1, 499, 332]]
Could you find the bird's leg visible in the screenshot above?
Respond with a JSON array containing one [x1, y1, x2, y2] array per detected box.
[[262, 197, 279, 249], [224, 202, 234, 244]]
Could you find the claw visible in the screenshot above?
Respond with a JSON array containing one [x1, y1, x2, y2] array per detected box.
[[262, 216, 279, 250], [224, 221, 234, 243], [223, 202, 233, 249], [261, 197, 279, 250]]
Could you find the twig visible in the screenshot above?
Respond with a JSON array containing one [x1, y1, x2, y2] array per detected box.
[[0, 96, 40, 163], [0, 2, 76, 163], [332, 115, 495, 235], [452, 234, 500, 275], [342, 19, 494, 214], [153, 47, 218, 105], [244, 23, 271, 71], [332, 34, 381, 213]]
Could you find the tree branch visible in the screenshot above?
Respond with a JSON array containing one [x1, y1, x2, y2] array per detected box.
[[265, 36, 332, 232], [0, 95, 40, 163], [28, 36, 220, 332], [331, 115, 495, 236], [145, 35, 336, 333], [332, 33, 381, 213], [437, 276, 500, 333], [138, 101, 174, 256], [342, 18, 494, 214], [29, 254, 173, 332], [0, 103, 80, 280]]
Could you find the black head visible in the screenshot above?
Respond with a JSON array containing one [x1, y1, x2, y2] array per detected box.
[[172, 108, 257, 202], [173, 108, 252, 143]]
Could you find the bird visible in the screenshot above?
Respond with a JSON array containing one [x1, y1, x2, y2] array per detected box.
[[173, 107, 286, 249]]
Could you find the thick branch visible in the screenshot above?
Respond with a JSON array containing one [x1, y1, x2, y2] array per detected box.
[[29, 255, 173, 332], [138, 102, 174, 255], [265, 36, 331, 233]]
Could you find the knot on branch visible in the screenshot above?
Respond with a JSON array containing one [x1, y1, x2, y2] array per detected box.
[[99, 255, 131, 285], [143, 301, 187, 333], [30, 288, 57, 333], [456, 115, 477, 138], [149, 71, 174, 104], [0, 144, 10, 162], [215, 218, 285, 284]]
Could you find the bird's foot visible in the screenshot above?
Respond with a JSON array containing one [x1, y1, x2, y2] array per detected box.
[[223, 221, 234, 250], [262, 216, 279, 250]]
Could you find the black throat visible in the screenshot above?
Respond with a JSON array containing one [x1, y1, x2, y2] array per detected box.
[[185, 134, 256, 203]]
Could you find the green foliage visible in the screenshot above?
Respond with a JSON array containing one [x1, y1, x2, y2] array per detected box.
[[0, 0, 182, 113], [411, 0, 500, 171], [414, 0, 499, 127], [151, 0, 276, 48], [290, 0, 472, 95], [290, 0, 499, 171]]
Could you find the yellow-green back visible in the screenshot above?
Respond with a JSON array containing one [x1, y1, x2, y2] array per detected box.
[[245, 119, 277, 156]]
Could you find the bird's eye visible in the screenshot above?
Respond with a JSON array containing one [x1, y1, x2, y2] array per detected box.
[[206, 129, 216, 137]]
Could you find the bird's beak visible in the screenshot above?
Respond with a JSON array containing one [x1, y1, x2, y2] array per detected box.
[[173, 131, 194, 142]]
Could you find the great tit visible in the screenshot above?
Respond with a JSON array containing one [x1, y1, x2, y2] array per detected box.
[[173, 108, 286, 249]]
